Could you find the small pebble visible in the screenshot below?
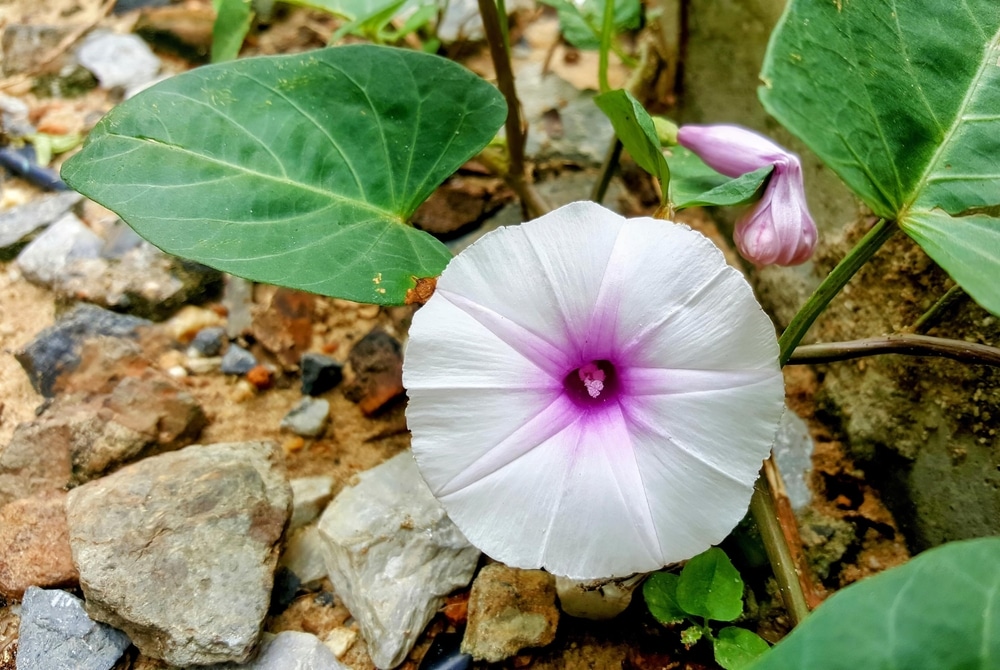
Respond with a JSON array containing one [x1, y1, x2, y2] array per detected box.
[[230, 379, 257, 403], [280, 398, 329, 438], [282, 436, 306, 454], [166, 305, 224, 343], [188, 326, 226, 357], [185, 356, 221, 375], [221, 344, 257, 375], [323, 628, 358, 659], [246, 364, 273, 390], [300, 352, 344, 396]]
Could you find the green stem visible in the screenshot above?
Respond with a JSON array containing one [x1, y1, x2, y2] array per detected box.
[[778, 218, 898, 365], [591, 139, 622, 203], [912, 284, 965, 334]]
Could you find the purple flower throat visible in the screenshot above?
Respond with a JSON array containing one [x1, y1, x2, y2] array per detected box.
[[563, 359, 620, 407]]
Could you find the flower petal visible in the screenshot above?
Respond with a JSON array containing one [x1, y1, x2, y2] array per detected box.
[[677, 124, 789, 177], [438, 403, 665, 578], [436, 201, 627, 363]]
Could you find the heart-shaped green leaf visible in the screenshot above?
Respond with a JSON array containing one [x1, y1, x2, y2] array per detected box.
[[748, 537, 1000, 670], [595, 89, 670, 204], [676, 547, 744, 622], [759, 0, 1000, 315], [714, 627, 769, 670], [643, 571, 687, 625], [666, 146, 772, 210], [62, 45, 506, 305]]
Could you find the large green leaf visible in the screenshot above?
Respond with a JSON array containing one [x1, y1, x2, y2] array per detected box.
[[759, 0, 1000, 315], [62, 45, 506, 305], [749, 537, 1000, 670]]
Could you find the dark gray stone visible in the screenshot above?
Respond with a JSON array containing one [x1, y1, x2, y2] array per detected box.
[[16, 586, 131, 670], [15, 303, 151, 397], [221, 343, 257, 375], [190, 326, 227, 357], [300, 353, 344, 396], [66, 441, 291, 666], [0, 191, 82, 259]]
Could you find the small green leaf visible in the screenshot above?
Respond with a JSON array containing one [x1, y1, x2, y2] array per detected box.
[[643, 572, 687, 625], [62, 45, 507, 305], [212, 0, 254, 62], [666, 146, 772, 210], [760, 0, 1000, 315], [594, 89, 670, 202], [748, 537, 1000, 670], [676, 547, 744, 622], [537, 0, 640, 50], [714, 627, 770, 670]]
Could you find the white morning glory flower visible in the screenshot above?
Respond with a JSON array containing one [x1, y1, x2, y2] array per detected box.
[[403, 201, 785, 579]]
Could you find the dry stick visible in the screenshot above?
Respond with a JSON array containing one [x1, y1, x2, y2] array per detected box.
[[788, 333, 1000, 368], [476, 0, 549, 219]]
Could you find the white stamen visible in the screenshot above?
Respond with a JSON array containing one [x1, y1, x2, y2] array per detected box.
[[584, 379, 604, 398], [579, 363, 607, 398]]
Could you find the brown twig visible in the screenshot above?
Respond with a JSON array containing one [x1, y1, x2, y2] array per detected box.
[[788, 333, 1000, 368], [476, 0, 549, 219]]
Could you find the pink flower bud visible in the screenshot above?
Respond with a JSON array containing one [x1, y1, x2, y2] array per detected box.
[[677, 124, 818, 266]]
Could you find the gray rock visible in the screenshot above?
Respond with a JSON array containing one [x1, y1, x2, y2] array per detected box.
[[15, 303, 151, 397], [281, 398, 330, 438], [516, 62, 614, 165], [16, 586, 131, 670], [279, 526, 329, 587], [554, 574, 644, 620], [0, 25, 74, 77], [0, 191, 82, 259], [66, 441, 291, 666], [99, 221, 144, 258], [221, 343, 257, 375], [290, 476, 337, 530], [0, 92, 34, 138], [208, 631, 349, 670], [189, 326, 227, 357], [76, 31, 160, 90], [462, 565, 559, 663], [300, 353, 344, 397], [317, 452, 480, 669], [16, 212, 102, 286], [49, 242, 223, 321], [223, 275, 254, 338], [772, 410, 815, 511]]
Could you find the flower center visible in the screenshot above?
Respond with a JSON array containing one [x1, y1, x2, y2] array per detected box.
[[563, 360, 619, 407]]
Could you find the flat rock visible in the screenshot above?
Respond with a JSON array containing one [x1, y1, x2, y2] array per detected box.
[[0, 373, 206, 507], [772, 410, 816, 511], [0, 492, 78, 599], [279, 526, 329, 587], [76, 31, 161, 90], [15, 303, 152, 397], [66, 441, 291, 666], [251, 287, 315, 367], [209, 631, 349, 670], [317, 452, 480, 669], [16, 586, 131, 670], [0, 191, 82, 259], [290, 476, 337, 530], [16, 212, 102, 287], [50, 243, 223, 320], [343, 329, 404, 415], [462, 564, 559, 663], [281, 398, 330, 438]]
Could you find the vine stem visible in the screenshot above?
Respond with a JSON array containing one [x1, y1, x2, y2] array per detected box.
[[788, 333, 1000, 368], [477, 0, 549, 219], [911, 284, 965, 334], [778, 217, 898, 364], [751, 216, 899, 627]]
